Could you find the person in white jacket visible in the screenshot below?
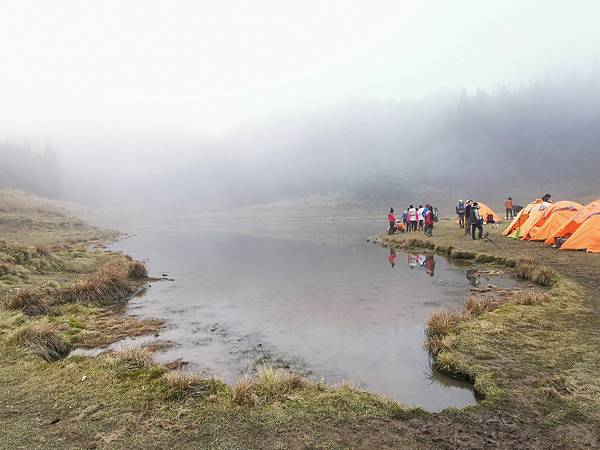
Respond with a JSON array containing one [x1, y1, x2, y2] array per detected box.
[[408, 205, 418, 232]]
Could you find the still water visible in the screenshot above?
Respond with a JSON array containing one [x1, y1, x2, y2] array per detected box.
[[107, 212, 513, 411]]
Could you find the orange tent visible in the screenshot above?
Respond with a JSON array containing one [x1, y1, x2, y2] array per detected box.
[[502, 199, 542, 237], [528, 204, 582, 241], [544, 199, 600, 246], [522, 201, 583, 240], [477, 202, 502, 224], [518, 202, 554, 240], [560, 213, 600, 253]]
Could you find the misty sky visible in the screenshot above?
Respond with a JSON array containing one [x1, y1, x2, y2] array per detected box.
[[2, 0, 599, 141]]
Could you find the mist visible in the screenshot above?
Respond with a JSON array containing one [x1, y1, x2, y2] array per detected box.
[[1, 1, 600, 213]]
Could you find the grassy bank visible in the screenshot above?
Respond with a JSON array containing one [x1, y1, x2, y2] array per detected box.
[[1, 192, 599, 448]]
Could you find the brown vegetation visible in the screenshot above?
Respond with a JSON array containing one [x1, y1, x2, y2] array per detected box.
[[9, 322, 70, 361], [232, 365, 306, 406], [3, 288, 49, 316], [57, 262, 138, 305]]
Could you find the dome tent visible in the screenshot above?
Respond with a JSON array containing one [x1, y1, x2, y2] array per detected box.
[[544, 199, 600, 246], [560, 213, 600, 253]]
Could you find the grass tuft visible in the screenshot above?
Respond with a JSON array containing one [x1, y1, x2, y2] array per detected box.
[[534, 266, 557, 287], [10, 322, 70, 361], [127, 261, 148, 279], [515, 257, 538, 280], [4, 288, 49, 316], [231, 365, 306, 406], [463, 294, 502, 317], [58, 262, 136, 305], [164, 371, 226, 400], [512, 290, 551, 305], [105, 348, 154, 371], [426, 310, 467, 339]]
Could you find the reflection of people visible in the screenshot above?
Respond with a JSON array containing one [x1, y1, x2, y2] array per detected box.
[[388, 247, 397, 268], [417, 254, 427, 267], [425, 255, 436, 277], [407, 254, 417, 269], [466, 269, 480, 286]]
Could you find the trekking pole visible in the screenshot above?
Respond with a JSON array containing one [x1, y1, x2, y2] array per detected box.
[[483, 231, 500, 249]]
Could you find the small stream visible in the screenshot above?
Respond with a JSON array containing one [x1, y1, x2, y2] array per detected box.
[[104, 213, 521, 411]]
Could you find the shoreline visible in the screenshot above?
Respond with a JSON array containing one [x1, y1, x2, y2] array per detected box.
[[1, 195, 599, 448]]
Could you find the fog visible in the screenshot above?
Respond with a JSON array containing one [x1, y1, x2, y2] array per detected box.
[[2, 1, 599, 212]]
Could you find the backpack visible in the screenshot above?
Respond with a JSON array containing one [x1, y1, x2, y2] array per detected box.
[[456, 203, 465, 214]]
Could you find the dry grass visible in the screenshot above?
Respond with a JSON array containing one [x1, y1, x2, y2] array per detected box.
[[534, 266, 557, 286], [127, 261, 148, 279], [426, 310, 467, 339], [231, 365, 306, 406], [3, 288, 49, 316], [515, 257, 538, 280], [105, 348, 154, 370], [0, 189, 66, 216], [463, 294, 503, 317], [9, 322, 70, 361], [512, 290, 551, 306], [58, 262, 136, 305], [163, 371, 225, 399]]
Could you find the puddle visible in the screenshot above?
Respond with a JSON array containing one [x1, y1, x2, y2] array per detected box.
[[105, 215, 523, 411]]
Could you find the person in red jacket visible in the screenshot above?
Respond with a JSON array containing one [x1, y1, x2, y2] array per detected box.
[[424, 203, 434, 236], [387, 208, 396, 235]]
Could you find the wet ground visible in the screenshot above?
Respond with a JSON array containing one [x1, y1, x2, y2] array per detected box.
[[106, 212, 522, 411]]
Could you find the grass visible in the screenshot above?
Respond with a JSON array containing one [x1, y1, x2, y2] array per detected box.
[[3, 288, 49, 316], [127, 260, 148, 279], [232, 365, 307, 406], [2, 192, 600, 448], [9, 322, 71, 361], [164, 371, 227, 400], [57, 261, 139, 305], [104, 348, 155, 370]]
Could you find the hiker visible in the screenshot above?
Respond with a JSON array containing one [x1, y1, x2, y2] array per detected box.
[[424, 203, 434, 237], [402, 209, 408, 230], [456, 199, 466, 228], [470, 202, 484, 240], [387, 208, 396, 235], [408, 205, 418, 232], [433, 206, 439, 222], [504, 196, 514, 220], [417, 205, 425, 231], [542, 193, 553, 203], [464, 200, 473, 235]]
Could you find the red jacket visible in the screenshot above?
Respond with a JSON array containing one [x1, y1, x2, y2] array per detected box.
[[425, 210, 434, 225], [388, 213, 396, 223]]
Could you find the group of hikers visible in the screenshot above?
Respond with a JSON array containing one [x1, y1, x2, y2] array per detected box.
[[387, 204, 439, 237], [454, 199, 486, 240]]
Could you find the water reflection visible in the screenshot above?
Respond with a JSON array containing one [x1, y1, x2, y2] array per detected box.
[[404, 253, 436, 277], [388, 247, 397, 268]]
